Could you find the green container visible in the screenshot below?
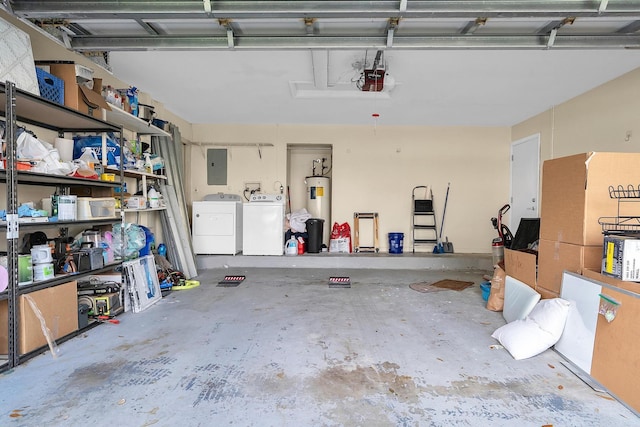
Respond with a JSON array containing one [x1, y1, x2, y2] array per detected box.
[[18, 255, 33, 286]]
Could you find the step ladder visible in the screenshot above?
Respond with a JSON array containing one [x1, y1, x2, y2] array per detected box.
[[353, 212, 379, 253], [412, 186, 438, 253]]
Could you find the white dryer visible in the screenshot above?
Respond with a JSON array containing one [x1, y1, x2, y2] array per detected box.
[[242, 194, 286, 255], [192, 194, 243, 255]]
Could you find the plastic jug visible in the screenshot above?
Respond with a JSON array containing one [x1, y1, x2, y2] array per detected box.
[[148, 187, 160, 208], [285, 237, 298, 256]]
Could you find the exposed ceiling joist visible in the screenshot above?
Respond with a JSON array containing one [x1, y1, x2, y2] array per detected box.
[[67, 34, 640, 51], [134, 18, 161, 35], [9, 0, 640, 19], [7, 0, 640, 52]]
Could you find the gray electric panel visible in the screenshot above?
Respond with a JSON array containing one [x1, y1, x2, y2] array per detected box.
[[207, 148, 227, 185]]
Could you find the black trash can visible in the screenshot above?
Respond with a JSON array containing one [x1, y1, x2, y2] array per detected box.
[[306, 218, 325, 253]]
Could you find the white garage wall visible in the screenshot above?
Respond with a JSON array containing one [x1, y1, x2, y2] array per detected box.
[[512, 67, 640, 222], [514, 67, 640, 162], [191, 123, 511, 253]]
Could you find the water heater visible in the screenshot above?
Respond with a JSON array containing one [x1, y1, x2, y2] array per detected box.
[[305, 175, 331, 246]]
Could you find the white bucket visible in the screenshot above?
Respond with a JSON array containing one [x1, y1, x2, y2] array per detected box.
[[33, 263, 55, 282], [31, 244, 53, 264]]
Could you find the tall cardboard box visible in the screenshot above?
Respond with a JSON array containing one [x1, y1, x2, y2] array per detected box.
[[536, 239, 602, 295], [540, 152, 640, 246], [0, 281, 78, 355], [581, 269, 640, 414]]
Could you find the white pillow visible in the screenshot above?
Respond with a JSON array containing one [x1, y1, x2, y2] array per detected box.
[[492, 298, 570, 360], [528, 298, 571, 340]]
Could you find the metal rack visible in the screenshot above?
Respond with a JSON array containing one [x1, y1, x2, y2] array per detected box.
[[1, 80, 123, 371], [411, 185, 438, 253], [598, 185, 640, 235]]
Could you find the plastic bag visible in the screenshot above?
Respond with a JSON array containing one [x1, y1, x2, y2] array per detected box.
[[17, 131, 51, 159], [72, 148, 99, 179], [112, 223, 146, 259], [598, 294, 621, 322], [73, 134, 122, 167], [17, 131, 75, 175], [329, 222, 352, 253]]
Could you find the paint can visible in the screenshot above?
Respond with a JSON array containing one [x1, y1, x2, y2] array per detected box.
[[31, 244, 53, 264], [33, 263, 55, 282]]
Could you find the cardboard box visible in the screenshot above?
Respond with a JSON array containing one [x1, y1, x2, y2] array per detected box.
[[47, 63, 110, 117], [580, 268, 640, 414], [601, 235, 640, 281], [540, 152, 640, 246], [504, 248, 537, 289], [537, 239, 602, 295], [0, 281, 79, 355]]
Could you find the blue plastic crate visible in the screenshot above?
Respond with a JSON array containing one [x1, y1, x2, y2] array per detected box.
[[35, 67, 64, 105]]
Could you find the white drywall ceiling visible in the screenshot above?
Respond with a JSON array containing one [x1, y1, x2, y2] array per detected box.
[[109, 49, 640, 126]]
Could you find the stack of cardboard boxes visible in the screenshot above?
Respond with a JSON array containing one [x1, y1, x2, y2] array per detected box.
[[507, 152, 640, 297], [505, 152, 640, 414]]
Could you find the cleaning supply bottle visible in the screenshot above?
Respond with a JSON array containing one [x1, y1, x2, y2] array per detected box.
[[285, 237, 298, 256], [148, 187, 160, 208], [79, 147, 99, 171], [143, 152, 153, 174]]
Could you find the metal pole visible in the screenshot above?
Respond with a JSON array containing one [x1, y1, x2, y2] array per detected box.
[[5, 81, 20, 367]]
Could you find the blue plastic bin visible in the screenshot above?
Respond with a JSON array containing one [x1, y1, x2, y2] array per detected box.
[[388, 232, 404, 254], [36, 67, 64, 105]]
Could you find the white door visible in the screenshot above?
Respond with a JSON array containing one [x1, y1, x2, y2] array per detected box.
[[510, 134, 540, 231]]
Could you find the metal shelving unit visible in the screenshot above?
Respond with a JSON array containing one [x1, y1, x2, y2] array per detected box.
[[1, 80, 124, 370]]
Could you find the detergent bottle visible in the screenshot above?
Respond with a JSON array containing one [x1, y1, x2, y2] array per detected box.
[[285, 237, 298, 256]]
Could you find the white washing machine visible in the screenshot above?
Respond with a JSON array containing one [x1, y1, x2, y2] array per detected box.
[[242, 194, 286, 255], [192, 194, 243, 255]]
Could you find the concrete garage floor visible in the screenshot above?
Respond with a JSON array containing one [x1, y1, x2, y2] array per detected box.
[[1, 267, 638, 426]]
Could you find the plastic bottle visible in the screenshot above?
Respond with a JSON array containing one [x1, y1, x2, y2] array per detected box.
[[79, 147, 99, 171], [157, 243, 167, 257], [148, 187, 160, 208], [143, 152, 153, 174], [285, 237, 298, 256]]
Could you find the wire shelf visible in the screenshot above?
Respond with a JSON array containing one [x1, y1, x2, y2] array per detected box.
[[599, 216, 640, 234]]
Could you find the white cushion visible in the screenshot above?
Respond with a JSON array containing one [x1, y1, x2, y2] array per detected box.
[[503, 276, 541, 323], [528, 298, 571, 340], [492, 298, 570, 360]]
